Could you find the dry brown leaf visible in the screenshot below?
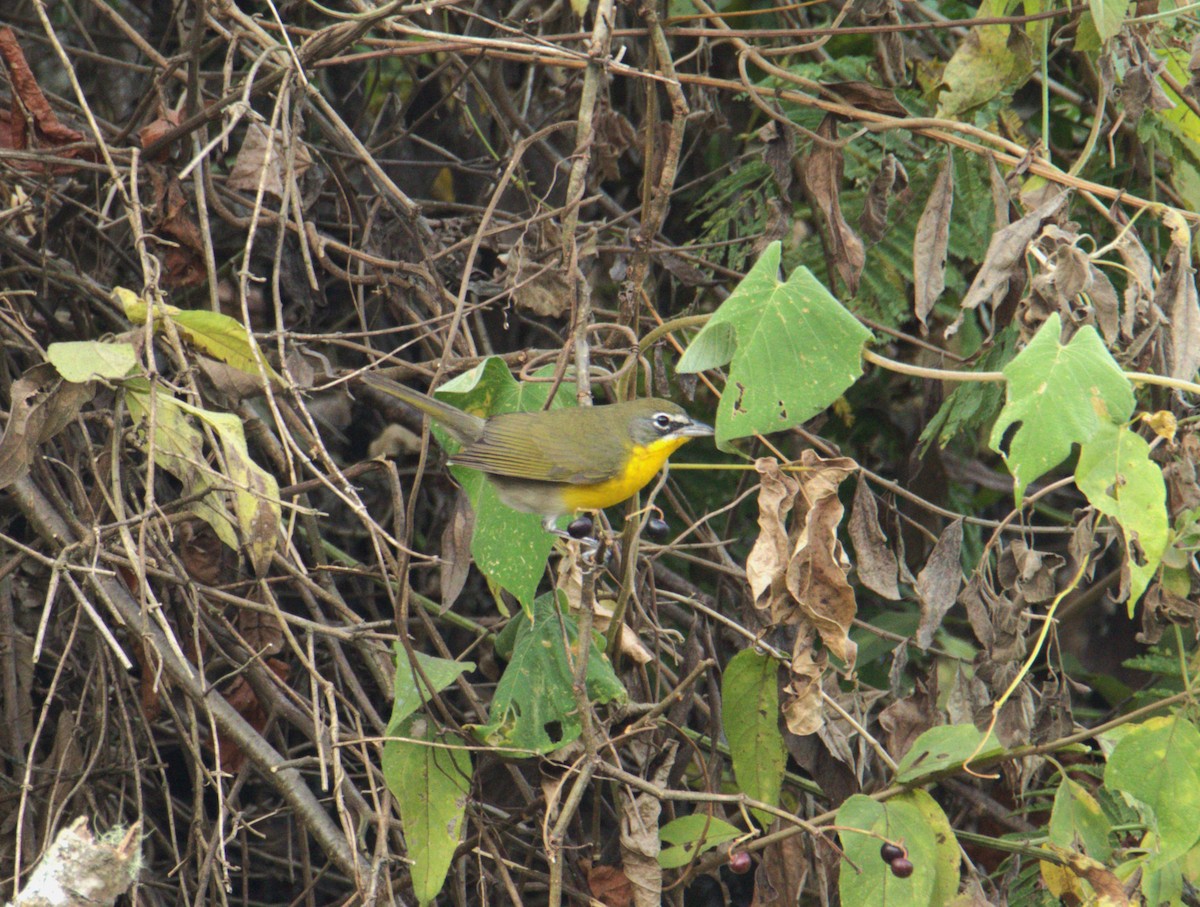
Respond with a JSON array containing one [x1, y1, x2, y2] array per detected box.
[[1156, 228, 1200, 383], [799, 116, 865, 295], [228, 121, 314, 197], [848, 474, 900, 600], [878, 672, 940, 761], [619, 746, 673, 907], [948, 190, 1071, 337], [750, 832, 808, 906], [913, 153, 954, 328], [859, 153, 909, 243], [746, 458, 800, 608], [588, 864, 633, 907], [997, 539, 1064, 604], [784, 451, 859, 667], [915, 519, 963, 650], [440, 496, 474, 608], [782, 643, 824, 736], [0, 364, 95, 491], [0, 27, 88, 166]]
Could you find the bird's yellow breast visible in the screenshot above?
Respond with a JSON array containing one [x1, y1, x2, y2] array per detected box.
[[559, 437, 690, 512]]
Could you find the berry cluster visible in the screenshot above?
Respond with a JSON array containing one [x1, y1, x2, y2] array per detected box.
[[880, 842, 913, 878]]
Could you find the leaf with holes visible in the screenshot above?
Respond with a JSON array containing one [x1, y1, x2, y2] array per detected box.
[[678, 242, 871, 450]]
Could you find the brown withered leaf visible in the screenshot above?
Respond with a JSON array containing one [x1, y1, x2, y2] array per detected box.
[[823, 82, 910, 117], [440, 495, 474, 608], [0, 27, 87, 165], [750, 832, 808, 906], [859, 153, 909, 243], [217, 657, 290, 772], [848, 474, 900, 600], [619, 747, 672, 907], [878, 671, 940, 762], [1031, 673, 1073, 744], [948, 191, 1071, 337], [759, 120, 795, 195], [915, 518, 963, 650], [238, 587, 283, 657], [988, 153, 1011, 230], [997, 539, 1064, 604], [783, 451, 859, 667], [588, 864, 633, 907], [1120, 59, 1174, 124], [176, 519, 226, 586], [227, 121, 314, 197], [746, 457, 800, 608], [1089, 264, 1120, 344], [1156, 224, 1200, 383], [799, 115, 865, 295], [1115, 228, 1154, 341], [782, 642, 825, 736], [0, 364, 95, 490], [913, 153, 954, 329]]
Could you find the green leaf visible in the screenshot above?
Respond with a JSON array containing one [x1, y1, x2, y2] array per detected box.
[[124, 381, 281, 577], [117, 286, 283, 386], [388, 647, 474, 735], [658, 815, 742, 869], [677, 242, 872, 449], [837, 793, 938, 907], [469, 593, 627, 754], [381, 717, 471, 906], [174, 400, 281, 579], [1104, 716, 1200, 864], [47, 341, 138, 382], [904, 789, 962, 904], [722, 648, 786, 829], [989, 313, 1134, 501], [1075, 422, 1167, 611], [124, 381, 238, 553], [1049, 777, 1113, 862], [1088, 0, 1129, 42], [937, 0, 1035, 118], [894, 724, 1004, 784], [436, 358, 572, 609]]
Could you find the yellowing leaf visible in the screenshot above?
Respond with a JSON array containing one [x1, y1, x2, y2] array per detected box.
[[116, 286, 283, 387]]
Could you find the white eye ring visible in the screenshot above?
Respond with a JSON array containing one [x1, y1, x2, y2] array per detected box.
[[653, 413, 672, 430]]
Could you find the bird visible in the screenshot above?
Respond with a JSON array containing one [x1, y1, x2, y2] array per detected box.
[[361, 372, 712, 534]]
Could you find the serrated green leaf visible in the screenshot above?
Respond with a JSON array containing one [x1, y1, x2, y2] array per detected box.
[[1105, 716, 1200, 864], [658, 815, 742, 869], [837, 793, 937, 907], [678, 242, 872, 449], [388, 647, 474, 734], [47, 341, 138, 382], [381, 717, 471, 906], [895, 724, 1004, 784], [1050, 777, 1113, 861], [1075, 421, 1167, 611], [989, 313, 1134, 500], [117, 286, 283, 386], [722, 648, 785, 829], [469, 593, 626, 754]]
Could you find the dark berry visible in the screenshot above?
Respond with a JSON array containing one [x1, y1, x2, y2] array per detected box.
[[567, 516, 594, 539], [889, 857, 914, 878], [645, 517, 670, 541], [727, 850, 752, 874], [880, 842, 905, 863]]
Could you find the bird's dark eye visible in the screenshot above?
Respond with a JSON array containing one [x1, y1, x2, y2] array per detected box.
[[653, 413, 672, 430]]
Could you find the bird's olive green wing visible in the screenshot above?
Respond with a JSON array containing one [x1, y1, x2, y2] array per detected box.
[[450, 408, 627, 484]]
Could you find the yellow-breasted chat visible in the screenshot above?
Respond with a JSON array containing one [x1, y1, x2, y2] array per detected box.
[[362, 373, 713, 532]]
